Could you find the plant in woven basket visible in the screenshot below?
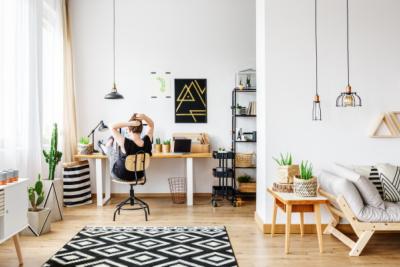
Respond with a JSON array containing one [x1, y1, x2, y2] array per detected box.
[[237, 174, 251, 183], [294, 160, 317, 197], [77, 135, 93, 155], [273, 153, 299, 184], [154, 138, 162, 153], [162, 139, 171, 153]]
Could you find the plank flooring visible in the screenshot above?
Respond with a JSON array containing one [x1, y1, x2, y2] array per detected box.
[[0, 196, 399, 267]]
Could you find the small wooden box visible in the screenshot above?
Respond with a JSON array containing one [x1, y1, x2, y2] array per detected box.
[[191, 144, 210, 153]]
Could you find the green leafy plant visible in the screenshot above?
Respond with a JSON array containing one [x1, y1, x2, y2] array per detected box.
[[163, 139, 171, 145], [273, 153, 293, 166], [79, 136, 90, 145], [299, 161, 313, 180], [43, 123, 62, 180], [28, 174, 45, 212], [237, 174, 252, 183], [155, 138, 161, 145]]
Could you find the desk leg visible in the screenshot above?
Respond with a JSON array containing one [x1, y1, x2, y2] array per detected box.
[[104, 158, 111, 205], [186, 158, 193, 206], [13, 234, 23, 265], [95, 159, 103, 207], [299, 212, 304, 237], [271, 198, 277, 237], [314, 204, 323, 253], [285, 204, 292, 254]]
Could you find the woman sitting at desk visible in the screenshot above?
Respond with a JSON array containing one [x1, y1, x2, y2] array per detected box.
[[100, 113, 154, 181]]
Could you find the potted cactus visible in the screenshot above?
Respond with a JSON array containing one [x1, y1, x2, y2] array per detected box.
[[162, 139, 171, 153], [273, 153, 299, 184], [293, 161, 317, 197], [77, 136, 93, 155], [42, 123, 63, 222], [154, 137, 162, 153], [22, 174, 51, 236]]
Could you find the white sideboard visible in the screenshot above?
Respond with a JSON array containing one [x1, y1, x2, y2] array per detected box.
[[0, 178, 28, 265]]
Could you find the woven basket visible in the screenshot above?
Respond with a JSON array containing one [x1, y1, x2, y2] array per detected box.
[[293, 177, 317, 197], [235, 153, 254, 167], [168, 177, 186, 204], [77, 143, 94, 155]]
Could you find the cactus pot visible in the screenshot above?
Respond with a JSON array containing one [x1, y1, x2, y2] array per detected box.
[[154, 144, 162, 153], [293, 176, 317, 197], [277, 165, 299, 184], [162, 144, 170, 153], [21, 208, 51, 236], [77, 143, 94, 155], [43, 178, 63, 222]]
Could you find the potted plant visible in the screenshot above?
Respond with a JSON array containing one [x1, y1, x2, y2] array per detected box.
[[154, 138, 162, 153], [233, 103, 247, 115], [273, 153, 299, 184], [77, 136, 93, 155], [162, 139, 171, 153], [22, 174, 51, 236], [238, 174, 256, 193], [42, 123, 63, 222], [293, 161, 317, 197]]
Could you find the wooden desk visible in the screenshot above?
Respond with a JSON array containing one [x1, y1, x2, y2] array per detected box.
[[74, 152, 212, 206], [267, 187, 328, 254]]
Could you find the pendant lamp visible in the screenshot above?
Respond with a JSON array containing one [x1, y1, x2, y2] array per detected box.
[[105, 0, 124, 100], [336, 0, 361, 107], [312, 0, 321, 121]]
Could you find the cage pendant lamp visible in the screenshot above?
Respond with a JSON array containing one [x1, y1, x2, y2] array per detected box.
[[312, 0, 322, 121], [336, 0, 361, 107], [105, 0, 124, 100]]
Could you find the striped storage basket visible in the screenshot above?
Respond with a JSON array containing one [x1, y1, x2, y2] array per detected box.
[[63, 161, 92, 207]]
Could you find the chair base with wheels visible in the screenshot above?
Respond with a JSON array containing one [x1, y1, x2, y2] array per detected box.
[[112, 178, 150, 221]]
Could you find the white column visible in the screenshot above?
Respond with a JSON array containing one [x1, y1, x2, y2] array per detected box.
[[95, 159, 103, 207], [104, 158, 111, 205], [186, 158, 194, 206]]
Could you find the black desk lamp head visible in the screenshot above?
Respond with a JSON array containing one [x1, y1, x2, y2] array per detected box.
[[88, 120, 108, 152]]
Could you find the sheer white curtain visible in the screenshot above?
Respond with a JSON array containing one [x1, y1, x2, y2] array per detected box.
[[0, 0, 64, 178]]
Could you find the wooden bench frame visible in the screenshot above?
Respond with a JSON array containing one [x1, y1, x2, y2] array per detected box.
[[319, 188, 400, 256]]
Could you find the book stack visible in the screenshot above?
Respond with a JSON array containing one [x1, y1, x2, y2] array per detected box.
[[246, 101, 256, 115]]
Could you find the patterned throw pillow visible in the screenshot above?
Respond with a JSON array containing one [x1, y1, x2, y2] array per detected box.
[[350, 165, 383, 198], [376, 163, 400, 202]]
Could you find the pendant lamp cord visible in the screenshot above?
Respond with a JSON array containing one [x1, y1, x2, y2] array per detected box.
[[314, 0, 318, 96], [113, 0, 116, 88], [346, 0, 350, 86]]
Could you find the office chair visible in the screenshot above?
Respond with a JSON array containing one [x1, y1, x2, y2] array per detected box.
[[112, 151, 151, 221]]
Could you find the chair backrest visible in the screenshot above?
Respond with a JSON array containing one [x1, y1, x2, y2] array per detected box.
[[125, 152, 151, 172]]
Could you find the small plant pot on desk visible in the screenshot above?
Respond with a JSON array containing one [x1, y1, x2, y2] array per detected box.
[[293, 176, 317, 197], [154, 144, 162, 153], [162, 144, 170, 153], [77, 143, 94, 155]]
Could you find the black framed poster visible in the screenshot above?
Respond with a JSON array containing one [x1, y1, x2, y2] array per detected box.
[[175, 79, 207, 123]]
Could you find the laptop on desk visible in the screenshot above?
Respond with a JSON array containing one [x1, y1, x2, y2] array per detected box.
[[173, 139, 192, 153]]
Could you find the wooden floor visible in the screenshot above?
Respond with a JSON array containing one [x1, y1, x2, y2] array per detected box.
[[0, 196, 399, 267]]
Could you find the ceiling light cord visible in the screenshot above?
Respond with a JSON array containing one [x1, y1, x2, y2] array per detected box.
[[346, 0, 350, 87], [315, 0, 318, 96], [113, 0, 116, 87]]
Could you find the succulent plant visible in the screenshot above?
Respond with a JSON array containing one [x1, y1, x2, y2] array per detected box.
[[43, 123, 62, 180], [237, 174, 252, 183], [79, 136, 90, 145], [28, 174, 44, 212], [155, 138, 161, 145], [163, 139, 171, 145], [273, 153, 293, 166], [299, 161, 313, 180]]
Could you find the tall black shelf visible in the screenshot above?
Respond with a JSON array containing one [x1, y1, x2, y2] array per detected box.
[[231, 88, 257, 195]]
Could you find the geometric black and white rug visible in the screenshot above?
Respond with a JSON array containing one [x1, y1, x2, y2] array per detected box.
[[43, 226, 238, 267]]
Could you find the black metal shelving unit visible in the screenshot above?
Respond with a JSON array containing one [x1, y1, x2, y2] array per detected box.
[[211, 151, 236, 207], [231, 88, 257, 197]]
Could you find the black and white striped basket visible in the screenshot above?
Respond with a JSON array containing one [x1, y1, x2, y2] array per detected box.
[[63, 160, 92, 207]]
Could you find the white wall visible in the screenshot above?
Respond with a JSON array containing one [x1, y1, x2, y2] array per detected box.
[[257, 0, 400, 224], [69, 0, 256, 193]]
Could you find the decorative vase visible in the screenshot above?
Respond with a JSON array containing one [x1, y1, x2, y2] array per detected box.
[[293, 176, 317, 197], [77, 143, 93, 155], [277, 165, 299, 184], [43, 178, 63, 222], [162, 144, 170, 153], [21, 208, 51, 236], [154, 144, 162, 153]]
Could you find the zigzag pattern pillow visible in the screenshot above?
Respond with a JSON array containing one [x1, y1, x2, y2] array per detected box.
[[376, 163, 400, 202]]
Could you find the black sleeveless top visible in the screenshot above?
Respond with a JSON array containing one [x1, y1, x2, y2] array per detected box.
[[112, 135, 152, 181]]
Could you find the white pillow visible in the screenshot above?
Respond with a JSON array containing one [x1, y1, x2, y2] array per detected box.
[[376, 163, 400, 202], [331, 163, 385, 209]]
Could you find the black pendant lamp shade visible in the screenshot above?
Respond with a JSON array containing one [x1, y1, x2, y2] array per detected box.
[[336, 0, 361, 107], [105, 0, 124, 100], [312, 0, 322, 121]]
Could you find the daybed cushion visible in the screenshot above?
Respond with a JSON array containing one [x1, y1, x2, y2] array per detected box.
[[331, 164, 385, 209], [376, 163, 400, 202], [319, 171, 400, 223]]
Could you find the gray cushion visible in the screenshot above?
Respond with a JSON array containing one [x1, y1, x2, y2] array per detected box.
[[331, 164, 385, 209], [319, 171, 400, 223]]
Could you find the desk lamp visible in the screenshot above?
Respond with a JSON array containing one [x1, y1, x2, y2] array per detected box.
[[88, 120, 108, 152]]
